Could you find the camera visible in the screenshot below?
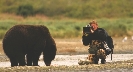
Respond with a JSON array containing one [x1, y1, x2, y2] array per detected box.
[[83, 24, 92, 33]]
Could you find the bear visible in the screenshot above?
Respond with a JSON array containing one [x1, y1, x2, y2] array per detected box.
[[2, 25, 57, 67]]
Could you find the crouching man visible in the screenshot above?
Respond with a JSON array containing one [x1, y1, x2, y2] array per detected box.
[[82, 20, 114, 64]]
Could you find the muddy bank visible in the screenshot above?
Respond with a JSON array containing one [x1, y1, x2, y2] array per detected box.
[[0, 54, 133, 66], [0, 54, 133, 72]]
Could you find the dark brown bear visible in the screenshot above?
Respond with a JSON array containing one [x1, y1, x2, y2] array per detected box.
[[2, 25, 57, 67]]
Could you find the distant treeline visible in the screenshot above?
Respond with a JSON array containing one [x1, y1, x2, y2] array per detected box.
[[0, 0, 133, 18]]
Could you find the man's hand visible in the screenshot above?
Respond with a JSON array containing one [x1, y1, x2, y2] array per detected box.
[[90, 29, 94, 33], [83, 33, 89, 36]]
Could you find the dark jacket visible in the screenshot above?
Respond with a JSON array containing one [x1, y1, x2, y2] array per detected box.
[[82, 28, 114, 49], [88, 28, 108, 44]]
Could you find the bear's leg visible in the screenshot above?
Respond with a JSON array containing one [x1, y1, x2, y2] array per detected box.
[[17, 55, 26, 66], [33, 54, 40, 66], [26, 50, 41, 66], [26, 54, 33, 66], [9, 56, 18, 67], [27, 54, 40, 66], [32, 50, 42, 66]]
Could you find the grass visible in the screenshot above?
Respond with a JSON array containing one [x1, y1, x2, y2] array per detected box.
[[0, 13, 133, 39]]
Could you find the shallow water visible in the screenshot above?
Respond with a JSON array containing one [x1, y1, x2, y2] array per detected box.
[[0, 54, 133, 67]]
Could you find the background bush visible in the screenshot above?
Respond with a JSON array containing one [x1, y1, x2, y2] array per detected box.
[[0, 0, 133, 18], [17, 4, 34, 18]]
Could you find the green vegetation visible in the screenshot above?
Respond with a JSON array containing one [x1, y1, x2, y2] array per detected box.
[[0, 0, 133, 18], [0, 0, 133, 39], [0, 18, 133, 39]]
